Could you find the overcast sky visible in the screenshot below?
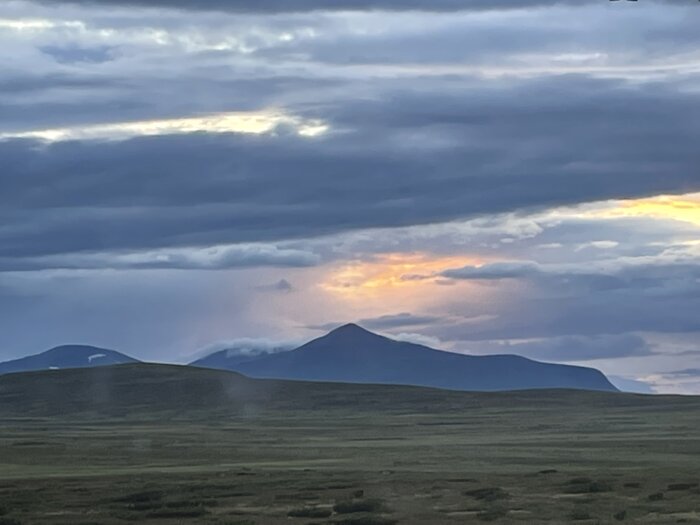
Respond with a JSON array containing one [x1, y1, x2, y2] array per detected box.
[[2, 0, 700, 393]]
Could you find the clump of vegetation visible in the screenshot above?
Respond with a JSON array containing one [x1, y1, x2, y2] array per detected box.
[[623, 482, 641, 489], [447, 477, 479, 483], [146, 507, 207, 518], [539, 469, 558, 474], [333, 518, 397, 525], [165, 499, 212, 509], [564, 478, 612, 494], [463, 487, 510, 502], [114, 490, 164, 504], [333, 498, 387, 514], [647, 492, 664, 501], [287, 506, 332, 518], [129, 501, 163, 511], [570, 508, 592, 521], [614, 509, 627, 521], [667, 483, 698, 491]]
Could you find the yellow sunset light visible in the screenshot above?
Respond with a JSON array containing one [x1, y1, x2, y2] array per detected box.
[[586, 193, 700, 226]]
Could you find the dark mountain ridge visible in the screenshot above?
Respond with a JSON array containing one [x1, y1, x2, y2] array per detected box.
[[194, 324, 619, 392], [0, 345, 139, 375]]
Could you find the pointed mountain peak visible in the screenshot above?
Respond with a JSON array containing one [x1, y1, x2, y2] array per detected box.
[[326, 323, 378, 338]]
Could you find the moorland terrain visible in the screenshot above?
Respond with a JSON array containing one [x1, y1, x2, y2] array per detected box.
[[0, 364, 698, 524]]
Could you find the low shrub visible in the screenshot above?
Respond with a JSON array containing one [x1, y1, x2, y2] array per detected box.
[[146, 507, 207, 518], [333, 499, 386, 514], [463, 487, 510, 502], [333, 518, 397, 525], [570, 509, 592, 521], [668, 483, 698, 491], [114, 490, 163, 504], [564, 479, 612, 494], [614, 509, 627, 521]]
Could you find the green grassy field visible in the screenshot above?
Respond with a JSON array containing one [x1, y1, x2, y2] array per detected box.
[[0, 364, 699, 524]]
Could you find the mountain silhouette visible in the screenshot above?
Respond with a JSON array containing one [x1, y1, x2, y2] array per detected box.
[[0, 345, 139, 375], [193, 324, 618, 392]]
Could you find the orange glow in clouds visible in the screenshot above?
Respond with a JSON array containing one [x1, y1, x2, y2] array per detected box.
[[321, 253, 481, 297]]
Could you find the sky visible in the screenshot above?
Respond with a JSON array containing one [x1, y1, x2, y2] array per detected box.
[[1, 0, 700, 393]]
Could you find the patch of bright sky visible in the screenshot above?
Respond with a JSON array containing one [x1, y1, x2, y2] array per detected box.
[[571, 193, 700, 227], [0, 110, 329, 141]]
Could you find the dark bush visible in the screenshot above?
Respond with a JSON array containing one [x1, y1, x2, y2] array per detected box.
[[668, 483, 698, 491], [287, 506, 332, 518], [333, 518, 397, 525], [614, 509, 627, 521], [115, 490, 163, 504], [165, 500, 207, 509], [570, 509, 592, 521], [564, 479, 612, 494], [146, 507, 207, 518], [463, 487, 510, 502], [647, 492, 664, 501], [129, 501, 162, 511], [333, 499, 386, 514]]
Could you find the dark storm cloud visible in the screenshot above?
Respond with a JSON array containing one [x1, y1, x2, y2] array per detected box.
[[2, 74, 700, 266], [42, 0, 602, 13], [0, 246, 320, 272], [0, 72, 338, 133]]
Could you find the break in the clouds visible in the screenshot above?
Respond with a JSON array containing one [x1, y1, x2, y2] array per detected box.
[[1, 0, 700, 393]]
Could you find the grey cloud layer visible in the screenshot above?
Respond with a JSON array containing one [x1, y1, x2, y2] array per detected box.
[[3, 74, 700, 267], [471, 334, 654, 362], [42, 0, 602, 13], [431, 261, 700, 341]]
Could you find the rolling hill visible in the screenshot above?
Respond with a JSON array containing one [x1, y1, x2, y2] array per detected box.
[[0, 345, 139, 376], [193, 324, 618, 392], [0, 362, 682, 419]]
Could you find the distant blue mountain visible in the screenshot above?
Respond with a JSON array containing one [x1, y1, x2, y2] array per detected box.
[[191, 349, 271, 369], [192, 324, 619, 392], [0, 345, 139, 375]]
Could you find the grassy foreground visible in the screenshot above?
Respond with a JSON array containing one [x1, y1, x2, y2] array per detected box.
[[0, 364, 699, 524]]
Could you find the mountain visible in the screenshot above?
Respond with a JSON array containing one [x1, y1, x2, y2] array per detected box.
[[0, 345, 139, 376], [195, 324, 618, 392], [191, 349, 279, 369]]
